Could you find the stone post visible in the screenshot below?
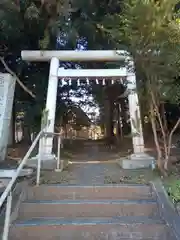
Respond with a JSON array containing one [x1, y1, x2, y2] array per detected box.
[[0, 74, 16, 161], [120, 63, 155, 169], [126, 68, 145, 154]]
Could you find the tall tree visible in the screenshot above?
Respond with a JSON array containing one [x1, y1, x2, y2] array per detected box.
[[0, 0, 126, 144], [102, 0, 180, 173]]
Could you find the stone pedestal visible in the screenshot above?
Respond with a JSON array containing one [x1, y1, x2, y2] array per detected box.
[[119, 153, 155, 169], [26, 155, 57, 170], [0, 169, 33, 178]]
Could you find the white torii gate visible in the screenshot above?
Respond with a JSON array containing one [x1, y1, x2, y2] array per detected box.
[[21, 50, 154, 169]]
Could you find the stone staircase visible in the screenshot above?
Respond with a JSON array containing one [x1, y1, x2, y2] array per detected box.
[[9, 184, 176, 239]]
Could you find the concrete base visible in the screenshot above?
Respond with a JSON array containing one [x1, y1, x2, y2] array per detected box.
[[31, 153, 56, 161], [54, 168, 63, 172], [0, 169, 33, 178], [26, 154, 57, 170], [119, 153, 155, 169]]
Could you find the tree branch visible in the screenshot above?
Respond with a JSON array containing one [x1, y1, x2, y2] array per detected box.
[[167, 118, 180, 157], [150, 85, 168, 159], [150, 104, 162, 160], [0, 57, 36, 99]]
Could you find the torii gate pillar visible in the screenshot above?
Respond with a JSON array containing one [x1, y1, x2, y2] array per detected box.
[[122, 63, 155, 169], [40, 57, 59, 160]]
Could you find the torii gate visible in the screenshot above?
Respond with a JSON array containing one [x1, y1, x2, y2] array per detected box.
[[21, 50, 154, 169]]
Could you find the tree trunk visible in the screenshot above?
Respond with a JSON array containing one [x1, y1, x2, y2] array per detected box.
[[12, 101, 16, 145], [120, 98, 130, 135], [150, 111, 162, 169], [116, 103, 123, 144], [22, 124, 32, 144], [150, 104, 168, 175], [160, 102, 168, 133], [8, 101, 16, 146], [8, 118, 13, 146], [104, 99, 114, 144]]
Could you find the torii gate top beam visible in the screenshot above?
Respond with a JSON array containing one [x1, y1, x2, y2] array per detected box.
[[21, 50, 128, 62]]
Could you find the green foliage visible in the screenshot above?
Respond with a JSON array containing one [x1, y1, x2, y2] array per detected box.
[[24, 2, 40, 20], [0, 2, 22, 42], [167, 180, 180, 203], [0, 0, 124, 133], [103, 0, 180, 104]]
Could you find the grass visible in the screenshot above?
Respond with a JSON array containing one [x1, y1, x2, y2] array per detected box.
[[104, 168, 159, 184], [30, 162, 76, 185], [163, 166, 180, 204]]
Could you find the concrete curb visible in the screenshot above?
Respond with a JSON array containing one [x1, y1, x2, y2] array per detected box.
[[68, 159, 119, 164], [14, 216, 164, 226], [151, 179, 180, 240]]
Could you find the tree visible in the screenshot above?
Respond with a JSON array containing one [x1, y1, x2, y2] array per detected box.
[[103, 0, 180, 173], [0, 0, 126, 145]]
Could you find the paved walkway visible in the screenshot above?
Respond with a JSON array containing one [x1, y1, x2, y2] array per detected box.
[[66, 162, 119, 185], [40, 144, 156, 185]]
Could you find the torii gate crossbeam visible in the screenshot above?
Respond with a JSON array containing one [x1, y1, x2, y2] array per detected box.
[[57, 68, 127, 78], [21, 50, 126, 62]]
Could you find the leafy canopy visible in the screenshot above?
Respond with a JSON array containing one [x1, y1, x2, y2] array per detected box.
[[103, 0, 180, 103]]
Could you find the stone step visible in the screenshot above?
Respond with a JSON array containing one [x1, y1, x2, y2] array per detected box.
[[9, 217, 175, 240], [18, 199, 158, 219], [27, 184, 154, 201]]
